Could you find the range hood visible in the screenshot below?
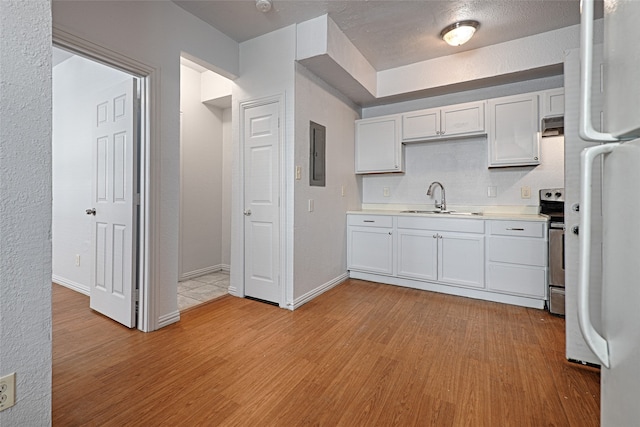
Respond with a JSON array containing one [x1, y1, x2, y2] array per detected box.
[[541, 116, 564, 137]]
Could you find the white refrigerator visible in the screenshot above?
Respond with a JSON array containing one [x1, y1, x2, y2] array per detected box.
[[573, 0, 640, 425]]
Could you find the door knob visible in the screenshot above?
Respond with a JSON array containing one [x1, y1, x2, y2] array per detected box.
[[243, 210, 252, 216], [86, 208, 96, 216]]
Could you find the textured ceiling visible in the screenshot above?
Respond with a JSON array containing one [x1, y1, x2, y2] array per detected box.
[[174, 0, 602, 71]]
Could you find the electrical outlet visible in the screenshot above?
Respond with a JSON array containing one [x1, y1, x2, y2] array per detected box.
[[308, 199, 314, 212], [75, 254, 81, 267], [341, 185, 345, 197], [521, 186, 531, 199], [383, 187, 390, 197], [0, 373, 16, 412], [487, 186, 497, 198], [295, 166, 302, 180]]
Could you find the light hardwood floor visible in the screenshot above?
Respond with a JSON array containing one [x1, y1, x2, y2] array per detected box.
[[53, 280, 600, 426]]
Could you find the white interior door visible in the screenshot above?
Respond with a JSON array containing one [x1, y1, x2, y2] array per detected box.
[[89, 78, 138, 327], [243, 101, 280, 304]]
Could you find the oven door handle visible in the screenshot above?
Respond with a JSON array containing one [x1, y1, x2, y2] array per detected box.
[[579, 144, 616, 368]]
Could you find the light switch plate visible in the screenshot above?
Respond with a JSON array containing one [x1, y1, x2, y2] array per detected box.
[[383, 187, 390, 197], [487, 186, 497, 198], [295, 166, 302, 180], [521, 186, 531, 199]]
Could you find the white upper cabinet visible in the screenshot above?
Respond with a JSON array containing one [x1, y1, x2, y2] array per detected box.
[[402, 101, 485, 142], [402, 109, 439, 140], [355, 115, 403, 174], [541, 88, 565, 118], [488, 93, 540, 167]]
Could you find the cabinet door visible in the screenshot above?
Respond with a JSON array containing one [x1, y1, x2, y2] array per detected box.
[[440, 101, 485, 137], [397, 229, 438, 281], [488, 94, 540, 167], [402, 108, 440, 141], [355, 116, 403, 173], [487, 264, 546, 298], [347, 226, 394, 275], [438, 233, 485, 288], [541, 88, 564, 118]]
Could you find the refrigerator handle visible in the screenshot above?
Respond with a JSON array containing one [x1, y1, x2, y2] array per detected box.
[[579, 0, 618, 142], [579, 144, 618, 368]]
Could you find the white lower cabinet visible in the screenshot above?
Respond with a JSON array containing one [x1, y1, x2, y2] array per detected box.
[[347, 213, 548, 309], [438, 232, 485, 288], [397, 229, 438, 281], [347, 215, 394, 275], [397, 229, 484, 288], [486, 220, 548, 299]]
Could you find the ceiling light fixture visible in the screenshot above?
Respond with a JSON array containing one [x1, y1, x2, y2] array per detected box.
[[256, 0, 272, 13], [440, 20, 480, 46]]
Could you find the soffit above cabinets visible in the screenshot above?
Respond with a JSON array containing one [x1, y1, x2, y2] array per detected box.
[[173, 0, 603, 72]]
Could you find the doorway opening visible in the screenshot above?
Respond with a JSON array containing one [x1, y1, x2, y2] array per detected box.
[[177, 55, 233, 311], [52, 45, 146, 329]]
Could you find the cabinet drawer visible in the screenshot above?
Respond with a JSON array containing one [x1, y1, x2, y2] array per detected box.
[[487, 263, 546, 298], [489, 220, 545, 238], [348, 215, 393, 228], [487, 236, 547, 266], [397, 216, 484, 233]]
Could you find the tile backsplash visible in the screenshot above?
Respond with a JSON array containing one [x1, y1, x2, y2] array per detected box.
[[361, 135, 564, 208]]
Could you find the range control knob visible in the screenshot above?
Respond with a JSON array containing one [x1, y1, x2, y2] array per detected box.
[[545, 192, 552, 198], [555, 192, 562, 198]]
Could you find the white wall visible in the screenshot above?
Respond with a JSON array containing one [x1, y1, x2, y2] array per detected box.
[[52, 55, 131, 293], [293, 64, 360, 302], [0, 1, 52, 425], [179, 63, 226, 278], [222, 108, 232, 267], [52, 1, 239, 327], [230, 25, 296, 303]]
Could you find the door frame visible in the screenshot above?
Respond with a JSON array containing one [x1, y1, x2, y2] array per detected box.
[[238, 94, 289, 308], [53, 27, 158, 332]]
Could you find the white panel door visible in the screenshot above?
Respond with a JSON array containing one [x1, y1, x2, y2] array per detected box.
[[244, 102, 280, 303], [89, 78, 138, 328]]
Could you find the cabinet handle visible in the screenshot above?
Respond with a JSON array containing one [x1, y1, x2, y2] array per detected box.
[[433, 234, 438, 238], [363, 220, 375, 223], [388, 232, 392, 235], [534, 156, 539, 161], [438, 235, 443, 239], [506, 227, 525, 231]]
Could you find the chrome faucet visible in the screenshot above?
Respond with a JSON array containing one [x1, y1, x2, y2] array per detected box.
[[427, 181, 446, 211]]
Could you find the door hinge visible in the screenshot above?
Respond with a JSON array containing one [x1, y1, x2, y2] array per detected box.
[[135, 289, 140, 302], [135, 193, 141, 205]]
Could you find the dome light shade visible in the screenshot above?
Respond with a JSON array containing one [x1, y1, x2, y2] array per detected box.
[[256, 0, 272, 13], [440, 20, 480, 46]]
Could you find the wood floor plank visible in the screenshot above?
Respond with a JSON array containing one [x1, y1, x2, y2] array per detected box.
[[53, 280, 600, 426]]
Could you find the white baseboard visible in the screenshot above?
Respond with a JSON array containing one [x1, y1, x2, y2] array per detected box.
[[349, 271, 546, 310], [157, 310, 180, 328], [291, 273, 349, 310], [179, 264, 230, 282], [52, 275, 90, 296]]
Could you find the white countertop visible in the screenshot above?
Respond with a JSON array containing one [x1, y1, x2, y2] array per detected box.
[[348, 208, 549, 222]]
